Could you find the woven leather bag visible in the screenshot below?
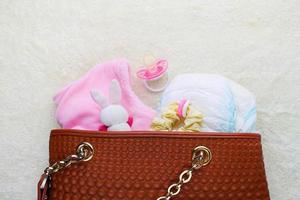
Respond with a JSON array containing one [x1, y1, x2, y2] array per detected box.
[[38, 129, 270, 200]]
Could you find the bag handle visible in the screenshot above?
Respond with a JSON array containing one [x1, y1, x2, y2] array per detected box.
[[38, 142, 212, 200]]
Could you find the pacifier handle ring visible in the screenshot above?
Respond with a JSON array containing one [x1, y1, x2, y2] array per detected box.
[[142, 72, 169, 93]]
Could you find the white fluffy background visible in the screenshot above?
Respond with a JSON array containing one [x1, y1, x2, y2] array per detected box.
[[0, 1, 300, 199]]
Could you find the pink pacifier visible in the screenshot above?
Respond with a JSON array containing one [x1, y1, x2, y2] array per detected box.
[[136, 57, 169, 92]]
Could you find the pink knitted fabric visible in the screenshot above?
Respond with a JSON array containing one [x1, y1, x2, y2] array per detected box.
[[53, 59, 156, 130]]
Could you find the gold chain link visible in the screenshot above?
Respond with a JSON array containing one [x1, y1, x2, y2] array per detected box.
[[156, 146, 212, 200], [44, 142, 94, 175]]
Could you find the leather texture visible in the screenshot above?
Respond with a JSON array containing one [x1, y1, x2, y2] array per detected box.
[[48, 129, 270, 200]]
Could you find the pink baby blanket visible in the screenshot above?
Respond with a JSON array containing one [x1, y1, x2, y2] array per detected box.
[[54, 59, 156, 130]]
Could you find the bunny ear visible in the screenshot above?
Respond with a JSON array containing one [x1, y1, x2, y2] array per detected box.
[[109, 79, 121, 104], [90, 89, 109, 108]]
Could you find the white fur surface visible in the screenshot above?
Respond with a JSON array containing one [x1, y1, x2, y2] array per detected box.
[[0, 1, 299, 200]]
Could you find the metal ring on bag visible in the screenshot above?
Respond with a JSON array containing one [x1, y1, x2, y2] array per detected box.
[[192, 146, 212, 169], [76, 142, 94, 162]]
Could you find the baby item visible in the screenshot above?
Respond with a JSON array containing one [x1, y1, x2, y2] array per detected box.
[[90, 79, 131, 131], [151, 99, 204, 131], [136, 58, 169, 92], [53, 59, 156, 131], [158, 73, 256, 132]]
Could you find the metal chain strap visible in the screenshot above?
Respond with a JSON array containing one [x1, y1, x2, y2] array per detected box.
[[38, 142, 94, 200], [39, 143, 211, 200], [44, 142, 94, 176], [156, 146, 212, 200]]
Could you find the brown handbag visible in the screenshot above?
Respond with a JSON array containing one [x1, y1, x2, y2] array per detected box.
[[38, 129, 270, 200]]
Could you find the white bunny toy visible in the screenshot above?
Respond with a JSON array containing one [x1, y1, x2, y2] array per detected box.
[[90, 79, 131, 131]]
